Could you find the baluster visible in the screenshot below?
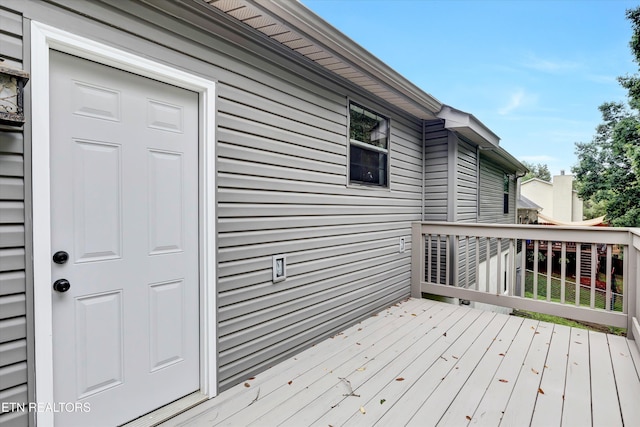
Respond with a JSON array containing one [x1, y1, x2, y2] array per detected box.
[[427, 234, 432, 283], [606, 245, 612, 311], [546, 241, 552, 302], [590, 243, 597, 309], [561, 242, 566, 304], [520, 239, 526, 297], [575, 244, 581, 306], [532, 240, 538, 300]]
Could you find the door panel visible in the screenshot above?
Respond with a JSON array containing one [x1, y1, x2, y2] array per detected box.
[[148, 150, 184, 254], [50, 50, 200, 426], [74, 291, 123, 398], [73, 139, 122, 262]]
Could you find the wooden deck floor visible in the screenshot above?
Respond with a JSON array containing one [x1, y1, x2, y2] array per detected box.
[[161, 298, 640, 427]]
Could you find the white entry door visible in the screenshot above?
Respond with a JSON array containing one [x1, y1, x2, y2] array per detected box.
[[49, 51, 200, 426]]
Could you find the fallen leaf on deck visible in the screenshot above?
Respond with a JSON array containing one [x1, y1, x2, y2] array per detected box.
[[380, 399, 386, 405], [396, 377, 405, 381], [538, 388, 545, 394], [357, 367, 366, 372], [356, 343, 361, 346], [466, 416, 472, 421], [499, 353, 505, 357], [452, 355, 459, 359], [498, 379, 509, 383], [248, 377, 256, 380], [360, 406, 366, 414], [411, 313, 417, 316], [574, 341, 582, 344], [531, 368, 539, 374], [244, 383, 251, 387], [288, 381, 293, 385], [443, 332, 447, 337]]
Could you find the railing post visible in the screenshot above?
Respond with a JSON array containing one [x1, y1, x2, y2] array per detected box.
[[411, 223, 424, 298], [628, 230, 639, 343]]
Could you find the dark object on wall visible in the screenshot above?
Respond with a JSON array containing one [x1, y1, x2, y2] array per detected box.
[[0, 60, 30, 126]]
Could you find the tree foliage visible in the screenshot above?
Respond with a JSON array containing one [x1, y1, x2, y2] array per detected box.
[[572, 8, 640, 227], [521, 161, 551, 182]]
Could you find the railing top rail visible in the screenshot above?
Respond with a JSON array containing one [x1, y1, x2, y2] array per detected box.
[[416, 221, 633, 245]]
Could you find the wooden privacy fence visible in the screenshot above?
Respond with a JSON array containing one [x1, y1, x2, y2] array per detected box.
[[411, 222, 640, 336]]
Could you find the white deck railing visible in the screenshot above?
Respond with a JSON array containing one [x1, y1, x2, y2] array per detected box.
[[411, 222, 640, 342]]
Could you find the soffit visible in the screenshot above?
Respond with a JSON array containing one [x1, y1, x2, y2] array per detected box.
[[205, 0, 441, 120]]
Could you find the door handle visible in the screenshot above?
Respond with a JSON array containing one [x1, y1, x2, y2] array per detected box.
[[53, 279, 71, 293], [52, 251, 69, 264]]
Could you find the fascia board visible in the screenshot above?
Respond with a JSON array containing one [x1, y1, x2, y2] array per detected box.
[[437, 105, 500, 148], [254, 0, 443, 114]]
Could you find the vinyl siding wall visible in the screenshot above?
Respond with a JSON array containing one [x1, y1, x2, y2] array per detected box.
[[456, 138, 478, 223], [423, 120, 449, 222], [479, 154, 516, 224], [10, 0, 424, 397], [0, 5, 29, 427]]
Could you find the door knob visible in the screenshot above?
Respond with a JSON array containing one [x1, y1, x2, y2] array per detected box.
[[53, 279, 71, 293], [52, 251, 69, 264]]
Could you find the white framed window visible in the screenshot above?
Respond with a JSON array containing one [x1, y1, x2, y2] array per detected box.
[[348, 102, 389, 187]]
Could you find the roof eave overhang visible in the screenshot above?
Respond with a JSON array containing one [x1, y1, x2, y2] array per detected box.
[[437, 105, 527, 175], [437, 105, 500, 148], [203, 0, 442, 120]]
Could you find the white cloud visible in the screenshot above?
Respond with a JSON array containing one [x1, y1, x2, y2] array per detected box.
[[498, 89, 538, 115], [521, 53, 581, 73]]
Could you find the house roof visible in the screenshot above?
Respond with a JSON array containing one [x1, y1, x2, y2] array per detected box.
[[437, 105, 526, 174], [517, 195, 542, 210], [203, 0, 526, 174], [206, 0, 442, 119]]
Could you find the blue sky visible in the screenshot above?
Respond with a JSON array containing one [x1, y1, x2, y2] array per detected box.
[[302, 0, 638, 176]]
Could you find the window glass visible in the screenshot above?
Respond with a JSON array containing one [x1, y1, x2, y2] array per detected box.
[[349, 102, 389, 187], [503, 174, 510, 214]]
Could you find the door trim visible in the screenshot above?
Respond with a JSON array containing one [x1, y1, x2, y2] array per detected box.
[[31, 21, 217, 426]]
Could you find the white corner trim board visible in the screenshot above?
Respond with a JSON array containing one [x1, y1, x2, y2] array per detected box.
[[30, 21, 217, 426]]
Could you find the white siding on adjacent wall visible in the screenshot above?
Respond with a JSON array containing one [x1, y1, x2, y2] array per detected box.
[[0, 6, 29, 427]]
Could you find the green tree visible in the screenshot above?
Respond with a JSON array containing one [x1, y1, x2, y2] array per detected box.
[[521, 161, 551, 182], [572, 8, 640, 227]]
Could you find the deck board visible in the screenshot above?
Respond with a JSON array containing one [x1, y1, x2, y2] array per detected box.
[[529, 323, 570, 427], [160, 298, 640, 427], [462, 318, 541, 427], [498, 322, 553, 426], [331, 307, 487, 427], [589, 331, 622, 427], [608, 334, 640, 425], [561, 328, 592, 427], [379, 313, 513, 426]]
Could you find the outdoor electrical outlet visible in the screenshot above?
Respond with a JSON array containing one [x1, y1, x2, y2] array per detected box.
[[399, 237, 406, 253]]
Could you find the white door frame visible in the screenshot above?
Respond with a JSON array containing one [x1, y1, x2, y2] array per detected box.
[[31, 21, 217, 426]]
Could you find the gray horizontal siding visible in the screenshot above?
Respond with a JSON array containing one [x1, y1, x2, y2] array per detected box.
[[216, 97, 422, 388], [479, 155, 515, 224], [456, 139, 478, 223], [10, 0, 426, 393], [0, 6, 28, 426], [423, 120, 449, 222]]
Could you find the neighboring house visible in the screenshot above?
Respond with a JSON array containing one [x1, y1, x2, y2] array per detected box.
[[0, 0, 525, 425], [517, 194, 542, 224], [520, 173, 584, 224]]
